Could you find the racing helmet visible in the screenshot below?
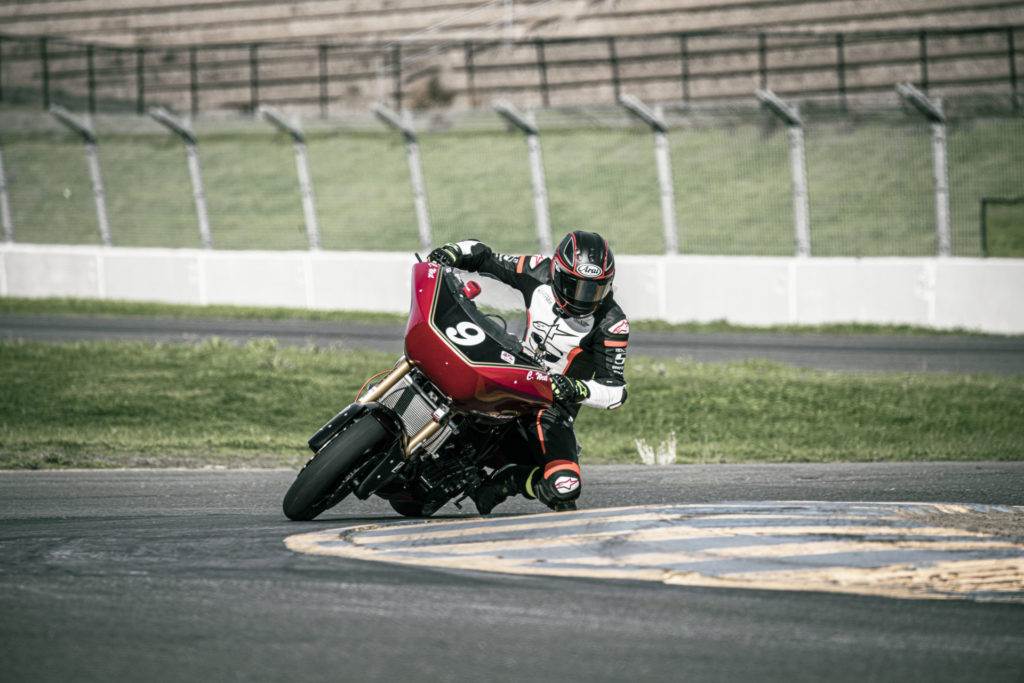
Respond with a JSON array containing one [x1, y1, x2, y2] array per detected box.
[[550, 231, 615, 317]]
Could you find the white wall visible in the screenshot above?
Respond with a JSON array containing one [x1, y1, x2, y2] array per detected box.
[[2, 244, 1023, 334]]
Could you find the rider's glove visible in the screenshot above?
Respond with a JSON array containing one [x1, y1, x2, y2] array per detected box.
[[550, 374, 590, 404], [427, 243, 461, 267]]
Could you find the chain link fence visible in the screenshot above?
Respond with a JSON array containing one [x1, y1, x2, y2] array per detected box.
[[1, 94, 1021, 257]]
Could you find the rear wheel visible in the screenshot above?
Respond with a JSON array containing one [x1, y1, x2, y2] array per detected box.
[[283, 417, 392, 521]]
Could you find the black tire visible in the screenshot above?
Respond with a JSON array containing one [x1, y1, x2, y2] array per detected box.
[[283, 417, 391, 521]]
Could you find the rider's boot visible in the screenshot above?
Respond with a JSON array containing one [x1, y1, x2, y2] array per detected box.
[[472, 464, 534, 515]]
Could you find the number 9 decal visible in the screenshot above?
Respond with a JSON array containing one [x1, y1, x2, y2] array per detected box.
[[445, 321, 485, 346]]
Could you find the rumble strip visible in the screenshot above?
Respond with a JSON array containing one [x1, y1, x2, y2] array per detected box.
[[285, 502, 1024, 602]]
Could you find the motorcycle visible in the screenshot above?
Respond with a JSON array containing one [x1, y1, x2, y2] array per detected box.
[[282, 259, 553, 521]]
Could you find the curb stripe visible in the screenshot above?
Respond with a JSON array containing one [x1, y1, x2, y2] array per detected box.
[[285, 502, 1024, 602]]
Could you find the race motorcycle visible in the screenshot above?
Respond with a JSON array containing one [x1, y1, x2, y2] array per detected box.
[[282, 259, 553, 521]]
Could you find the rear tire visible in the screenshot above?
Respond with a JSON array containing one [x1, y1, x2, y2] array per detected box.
[[283, 417, 392, 521]]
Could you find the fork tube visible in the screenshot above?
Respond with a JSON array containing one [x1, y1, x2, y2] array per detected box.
[[406, 420, 444, 457], [358, 358, 412, 404]]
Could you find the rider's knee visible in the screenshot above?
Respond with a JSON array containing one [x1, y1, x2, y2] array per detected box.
[[529, 465, 581, 510]]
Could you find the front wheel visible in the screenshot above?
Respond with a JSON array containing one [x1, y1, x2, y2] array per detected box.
[[283, 417, 393, 521]]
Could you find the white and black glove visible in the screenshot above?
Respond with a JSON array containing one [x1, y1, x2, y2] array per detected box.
[[550, 374, 590, 404]]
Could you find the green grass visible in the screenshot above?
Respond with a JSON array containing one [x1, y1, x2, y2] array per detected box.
[[984, 201, 1024, 257], [1, 340, 1021, 469], [1, 114, 1021, 256], [0, 296, 410, 325]]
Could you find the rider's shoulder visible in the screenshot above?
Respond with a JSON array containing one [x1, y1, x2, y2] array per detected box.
[[597, 298, 630, 337]]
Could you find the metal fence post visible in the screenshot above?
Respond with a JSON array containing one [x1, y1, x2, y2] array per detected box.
[[0, 142, 14, 243], [50, 105, 113, 247], [1008, 28, 1019, 111], [679, 34, 691, 103], [535, 41, 550, 108], [372, 103, 432, 252], [918, 31, 930, 93], [136, 48, 145, 115], [149, 107, 214, 250], [897, 83, 951, 257], [758, 33, 768, 90], [619, 94, 679, 254], [607, 37, 621, 102], [835, 34, 847, 112], [464, 41, 478, 108], [258, 104, 322, 250], [318, 45, 329, 117], [40, 38, 50, 109], [494, 100, 553, 254], [189, 47, 200, 116], [86, 45, 96, 114], [249, 44, 260, 114], [757, 89, 811, 257], [390, 45, 403, 112]]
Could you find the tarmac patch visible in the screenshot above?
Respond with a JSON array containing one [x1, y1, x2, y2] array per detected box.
[[285, 502, 1024, 602]]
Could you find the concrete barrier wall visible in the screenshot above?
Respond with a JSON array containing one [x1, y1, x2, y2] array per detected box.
[[2, 244, 1023, 334]]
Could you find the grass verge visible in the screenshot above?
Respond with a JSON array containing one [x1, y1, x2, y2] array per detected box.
[[1, 340, 1021, 469]]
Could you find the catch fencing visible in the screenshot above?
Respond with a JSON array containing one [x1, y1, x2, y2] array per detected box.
[[0, 92, 1021, 258]]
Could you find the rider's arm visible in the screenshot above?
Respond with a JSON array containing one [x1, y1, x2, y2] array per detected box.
[[581, 376, 627, 410], [435, 240, 538, 291], [580, 312, 629, 410]]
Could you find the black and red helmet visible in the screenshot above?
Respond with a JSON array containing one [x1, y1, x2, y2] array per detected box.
[[550, 231, 615, 317]]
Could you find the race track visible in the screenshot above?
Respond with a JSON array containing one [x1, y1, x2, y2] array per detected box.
[[2, 315, 1022, 681], [3, 312, 1024, 375], [2, 464, 1023, 683]]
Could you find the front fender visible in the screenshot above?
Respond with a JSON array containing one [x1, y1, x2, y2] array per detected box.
[[307, 402, 404, 454], [307, 403, 368, 453]]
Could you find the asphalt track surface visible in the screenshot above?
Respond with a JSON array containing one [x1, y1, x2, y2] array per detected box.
[[2, 466, 1023, 683], [2, 312, 1024, 375], [2, 315, 1023, 681]]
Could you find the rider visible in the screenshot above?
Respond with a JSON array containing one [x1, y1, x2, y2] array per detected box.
[[427, 231, 629, 514]]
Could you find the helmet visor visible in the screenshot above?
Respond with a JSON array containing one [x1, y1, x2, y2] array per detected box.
[[553, 262, 611, 314]]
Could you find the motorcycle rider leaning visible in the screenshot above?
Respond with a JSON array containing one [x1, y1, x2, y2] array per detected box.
[[427, 231, 629, 514]]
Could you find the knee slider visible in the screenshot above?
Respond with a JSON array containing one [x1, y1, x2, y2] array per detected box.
[[532, 467, 582, 508]]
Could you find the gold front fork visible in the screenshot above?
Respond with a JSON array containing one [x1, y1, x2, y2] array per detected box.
[[357, 358, 413, 405], [356, 358, 447, 458], [406, 420, 444, 456]]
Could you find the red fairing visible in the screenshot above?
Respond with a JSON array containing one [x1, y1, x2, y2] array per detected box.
[[405, 262, 552, 415]]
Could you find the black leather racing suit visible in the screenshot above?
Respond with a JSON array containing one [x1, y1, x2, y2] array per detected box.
[[447, 239, 630, 507]]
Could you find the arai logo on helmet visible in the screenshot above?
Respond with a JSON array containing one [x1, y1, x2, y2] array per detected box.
[[576, 263, 603, 277]]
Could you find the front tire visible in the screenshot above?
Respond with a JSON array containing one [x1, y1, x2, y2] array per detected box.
[[283, 417, 392, 521]]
